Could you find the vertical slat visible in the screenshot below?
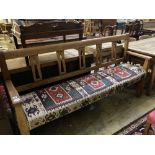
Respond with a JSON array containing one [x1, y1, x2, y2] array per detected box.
[[96, 44, 102, 65], [124, 34, 129, 59], [94, 44, 102, 72], [56, 50, 66, 75], [78, 47, 86, 69], [111, 42, 117, 60], [29, 54, 42, 82]]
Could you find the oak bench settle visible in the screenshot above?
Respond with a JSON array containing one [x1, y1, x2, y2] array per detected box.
[[0, 34, 151, 134]]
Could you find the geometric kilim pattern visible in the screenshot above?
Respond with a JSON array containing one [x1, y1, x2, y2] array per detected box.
[[21, 63, 145, 130]]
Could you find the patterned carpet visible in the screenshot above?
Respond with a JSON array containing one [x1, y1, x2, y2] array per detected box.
[[114, 108, 155, 135]]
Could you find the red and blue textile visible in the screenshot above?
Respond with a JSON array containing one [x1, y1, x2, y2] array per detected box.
[[21, 63, 145, 130]]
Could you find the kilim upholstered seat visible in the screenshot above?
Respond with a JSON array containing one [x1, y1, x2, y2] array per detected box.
[[21, 63, 145, 130]]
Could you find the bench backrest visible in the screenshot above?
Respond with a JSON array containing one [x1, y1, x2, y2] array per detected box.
[[0, 34, 129, 93]]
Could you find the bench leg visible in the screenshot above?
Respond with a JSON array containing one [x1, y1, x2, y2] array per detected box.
[[143, 122, 151, 135], [149, 64, 155, 91], [15, 104, 30, 135], [136, 78, 144, 97]]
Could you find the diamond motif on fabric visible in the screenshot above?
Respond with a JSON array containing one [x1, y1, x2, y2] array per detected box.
[[91, 81, 99, 86], [113, 66, 131, 79], [45, 85, 72, 104], [83, 75, 105, 90], [56, 93, 63, 98]]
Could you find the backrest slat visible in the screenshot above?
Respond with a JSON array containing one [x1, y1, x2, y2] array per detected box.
[[111, 41, 117, 60], [78, 47, 86, 70], [56, 50, 66, 75], [29, 54, 42, 82], [95, 44, 102, 67], [124, 36, 129, 59], [4, 34, 129, 59]]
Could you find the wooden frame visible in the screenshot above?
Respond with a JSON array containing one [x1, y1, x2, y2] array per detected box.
[[0, 34, 152, 134]]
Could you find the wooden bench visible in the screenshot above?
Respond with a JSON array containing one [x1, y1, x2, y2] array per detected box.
[[0, 34, 151, 135]]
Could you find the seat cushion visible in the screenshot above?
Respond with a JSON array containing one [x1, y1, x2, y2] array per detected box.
[[21, 63, 145, 130]]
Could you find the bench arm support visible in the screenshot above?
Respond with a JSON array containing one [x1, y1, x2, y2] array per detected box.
[[126, 51, 152, 72], [5, 80, 30, 134]]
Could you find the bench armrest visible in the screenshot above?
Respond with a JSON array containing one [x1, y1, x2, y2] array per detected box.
[[5, 80, 22, 106], [126, 51, 152, 71], [5, 80, 30, 134], [126, 51, 152, 60]]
